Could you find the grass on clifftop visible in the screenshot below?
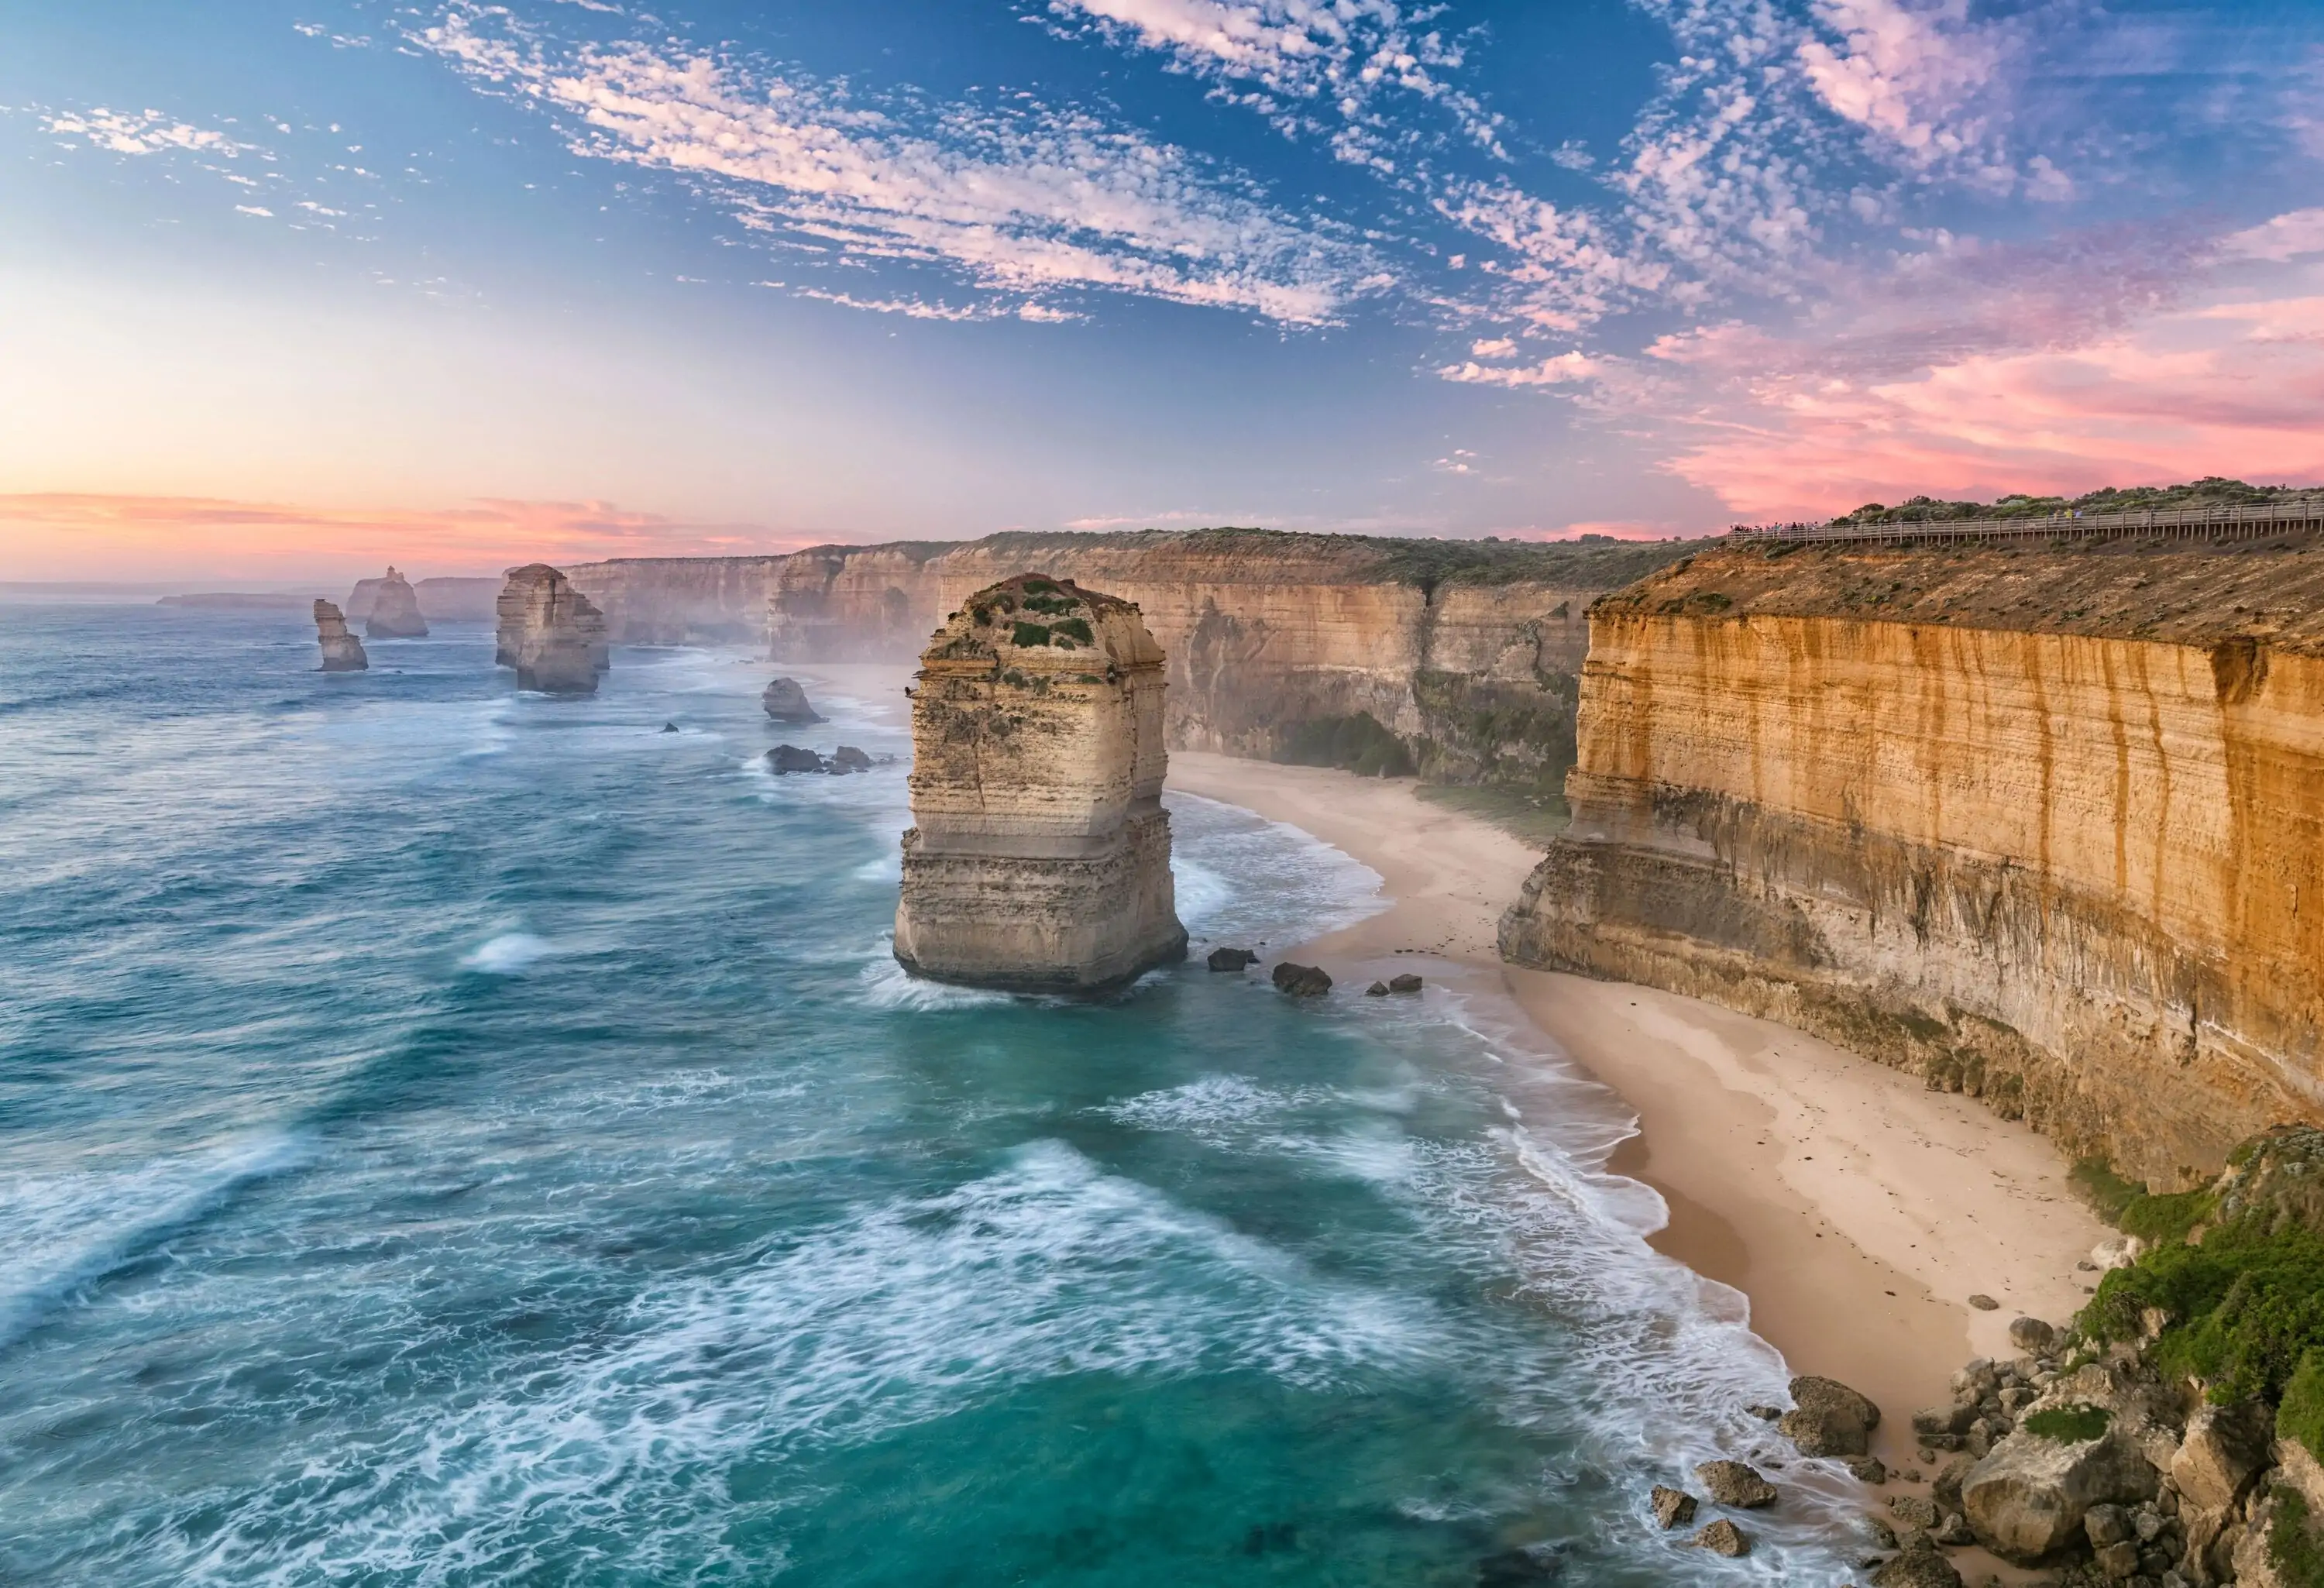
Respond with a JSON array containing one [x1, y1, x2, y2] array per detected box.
[[1415, 782, 1570, 847], [1825, 476, 2323, 528], [2023, 1405, 2112, 1443]]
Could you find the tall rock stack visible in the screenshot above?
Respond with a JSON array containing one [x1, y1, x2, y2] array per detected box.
[[314, 600, 368, 672], [895, 574, 1187, 991], [364, 566, 429, 638], [495, 563, 610, 695]]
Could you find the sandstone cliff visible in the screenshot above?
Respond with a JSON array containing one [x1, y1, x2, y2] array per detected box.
[[894, 574, 1186, 991], [314, 600, 367, 672], [496, 564, 610, 695], [1500, 538, 2324, 1187], [566, 531, 1688, 792], [363, 566, 429, 639]]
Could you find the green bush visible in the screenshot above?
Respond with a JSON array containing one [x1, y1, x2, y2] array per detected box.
[[1276, 713, 1416, 778], [2082, 1218, 2324, 1405], [1052, 617, 1094, 644], [2023, 1405, 2112, 1443], [1010, 621, 1051, 648], [2271, 1485, 2324, 1588], [2121, 1188, 2218, 1246], [2071, 1157, 2145, 1222], [2280, 1350, 2324, 1463]]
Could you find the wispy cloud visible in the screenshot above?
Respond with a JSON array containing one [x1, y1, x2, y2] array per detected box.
[[411, 3, 1384, 325], [40, 106, 259, 158]]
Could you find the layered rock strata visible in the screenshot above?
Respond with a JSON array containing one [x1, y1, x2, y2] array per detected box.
[[313, 600, 367, 672], [894, 574, 1186, 992], [495, 564, 610, 695], [363, 566, 429, 638], [562, 531, 1690, 792], [1500, 539, 2324, 1186]]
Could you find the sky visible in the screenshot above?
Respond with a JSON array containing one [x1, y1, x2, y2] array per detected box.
[[5, 0, 2323, 580]]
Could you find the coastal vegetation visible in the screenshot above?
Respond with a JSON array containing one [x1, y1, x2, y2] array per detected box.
[[1824, 476, 2324, 528], [1274, 712, 1415, 778]]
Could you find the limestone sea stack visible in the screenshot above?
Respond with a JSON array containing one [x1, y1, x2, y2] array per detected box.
[[894, 573, 1187, 991], [314, 600, 368, 671], [363, 566, 429, 638], [495, 563, 610, 695], [762, 676, 825, 724]]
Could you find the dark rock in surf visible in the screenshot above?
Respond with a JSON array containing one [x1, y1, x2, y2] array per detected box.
[[767, 745, 827, 775], [1651, 1486, 1698, 1528], [1388, 972, 1423, 993], [1695, 1460, 1778, 1508], [1271, 962, 1332, 997], [1208, 947, 1258, 971], [763, 676, 825, 724], [830, 745, 873, 773]]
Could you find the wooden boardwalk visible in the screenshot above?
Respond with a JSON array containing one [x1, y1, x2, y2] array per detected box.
[[1734, 499, 2324, 548]]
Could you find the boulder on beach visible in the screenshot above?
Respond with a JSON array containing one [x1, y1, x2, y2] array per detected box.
[[1694, 1460, 1777, 1508], [363, 566, 428, 638], [1271, 962, 1332, 997], [1869, 1532, 1963, 1588], [1959, 1425, 2157, 1563], [767, 745, 827, 775], [1781, 1374, 1882, 1457], [1208, 947, 1258, 971], [1365, 981, 1390, 996], [1387, 972, 1423, 993], [763, 676, 825, 724], [2008, 1317, 2058, 1354], [314, 600, 368, 672], [2171, 1401, 2274, 1514]]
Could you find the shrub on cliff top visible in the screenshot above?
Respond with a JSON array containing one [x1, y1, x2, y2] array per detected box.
[[1010, 621, 1051, 648], [2023, 1404, 2111, 1444], [1277, 713, 1416, 778], [2280, 1350, 2324, 1464], [2083, 1216, 2324, 1411]]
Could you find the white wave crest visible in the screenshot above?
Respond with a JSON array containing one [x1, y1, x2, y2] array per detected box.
[[460, 932, 555, 974]]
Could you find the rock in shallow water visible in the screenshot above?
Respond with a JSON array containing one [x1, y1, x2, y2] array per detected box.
[[1207, 947, 1258, 971], [1650, 1486, 1697, 1528], [1690, 1519, 1750, 1556], [1271, 962, 1332, 997], [830, 745, 873, 773], [1695, 1460, 1778, 1508], [762, 676, 825, 724], [1387, 972, 1423, 992], [1783, 1373, 1882, 1456], [768, 745, 827, 774]]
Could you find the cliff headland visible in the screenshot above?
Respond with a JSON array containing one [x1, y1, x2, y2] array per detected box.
[[1500, 534, 2324, 1189]]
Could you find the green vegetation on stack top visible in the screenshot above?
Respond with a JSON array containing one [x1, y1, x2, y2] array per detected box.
[[1827, 476, 2324, 528], [2078, 1127, 2324, 1459]]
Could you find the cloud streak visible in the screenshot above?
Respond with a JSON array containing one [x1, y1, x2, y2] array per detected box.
[[413, 4, 1383, 325]]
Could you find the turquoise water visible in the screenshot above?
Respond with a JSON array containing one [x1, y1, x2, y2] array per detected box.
[[0, 603, 1862, 1585]]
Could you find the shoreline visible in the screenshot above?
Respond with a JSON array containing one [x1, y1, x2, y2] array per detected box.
[[1165, 753, 2107, 1476]]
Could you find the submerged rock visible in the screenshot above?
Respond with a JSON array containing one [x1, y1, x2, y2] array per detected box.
[[1207, 947, 1258, 971], [763, 675, 825, 724], [363, 566, 429, 638], [314, 600, 367, 672], [893, 573, 1186, 992], [496, 564, 608, 694], [1272, 963, 1332, 997]]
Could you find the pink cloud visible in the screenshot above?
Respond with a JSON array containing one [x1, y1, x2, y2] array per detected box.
[[0, 493, 814, 581]]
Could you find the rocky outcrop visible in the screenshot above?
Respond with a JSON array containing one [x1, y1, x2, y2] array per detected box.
[[763, 676, 824, 724], [314, 600, 367, 672], [495, 564, 609, 695], [893, 574, 1187, 992], [346, 574, 501, 624], [363, 567, 428, 638], [1960, 1426, 2158, 1562], [1500, 538, 2324, 1186], [561, 531, 1690, 793]]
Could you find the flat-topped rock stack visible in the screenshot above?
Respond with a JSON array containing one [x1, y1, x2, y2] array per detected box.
[[894, 574, 1187, 992], [363, 566, 429, 638], [314, 600, 368, 672], [495, 563, 609, 695]]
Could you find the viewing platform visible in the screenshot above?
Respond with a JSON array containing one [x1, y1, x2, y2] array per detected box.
[[1733, 497, 2324, 548]]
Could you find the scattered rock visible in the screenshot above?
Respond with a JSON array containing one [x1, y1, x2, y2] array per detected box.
[[1891, 1495, 1941, 1531], [1849, 1456, 1890, 1484], [1271, 962, 1333, 997], [2009, 1318, 2059, 1354], [1365, 981, 1390, 996], [2094, 1538, 2140, 1579], [1871, 1533, 1964, 1588], [662, 722, 679, 733], [1783, 1375, 1882, 1457], [2171, 1402, 2274, 1514], [1933, 1512, 1974, 1546], [1207, 947, 1258, 971], [762, 676, 826, 724], [1695, 1460, 1779, 1509], [1387, 972, 1423, 993], [1960, 1428, 2160, 1563], [1968, 1294, 2002, 1311], [2091, 1235, 2147, 1272], [830, 744, 874, 773], [1916, 1405, 1978, 1439], [1690, 1519, 1751, 1557], [364, 566, 429, 638], [767, 744, 827, 774], [1651, 1487, 1697, 1529], [314, 600, 368, 672]]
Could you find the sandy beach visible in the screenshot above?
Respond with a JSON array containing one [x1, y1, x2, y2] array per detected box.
[[1167, 752, 2108, 1470]]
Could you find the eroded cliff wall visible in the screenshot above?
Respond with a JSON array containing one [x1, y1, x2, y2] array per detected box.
[[567, 531, 1683, 790], [1501, 540, 2324, 1186]]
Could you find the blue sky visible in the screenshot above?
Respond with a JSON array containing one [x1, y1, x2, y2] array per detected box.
[[5, 0, 2323, 576]]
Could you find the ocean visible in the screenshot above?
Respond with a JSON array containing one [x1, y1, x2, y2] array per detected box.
[[0, 602, 1865, 1585]]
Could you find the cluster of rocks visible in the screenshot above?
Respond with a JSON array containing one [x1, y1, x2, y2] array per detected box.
[[1364, 974, 1425, 996], [1202, 951, 1427, 1000], [766, 745, 877, 775], [1649, 1456, 1786, 1559]]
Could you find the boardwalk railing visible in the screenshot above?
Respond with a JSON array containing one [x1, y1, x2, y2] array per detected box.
[[1733, 499, 2324, 547]]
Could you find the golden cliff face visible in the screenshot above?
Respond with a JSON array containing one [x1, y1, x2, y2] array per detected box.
[[569, 531, 1683, 789], [894, 575, 1185, 992], [1501, 541, 2324, 1186]]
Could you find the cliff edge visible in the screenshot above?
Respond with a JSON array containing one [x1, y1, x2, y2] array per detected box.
[[894, 574, 1187, 991], [1500, 538, 2324, 1188]]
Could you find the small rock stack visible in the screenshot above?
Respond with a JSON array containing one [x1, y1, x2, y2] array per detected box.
[[364, 566, 429, 638], [314, 600, 367, 672]]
